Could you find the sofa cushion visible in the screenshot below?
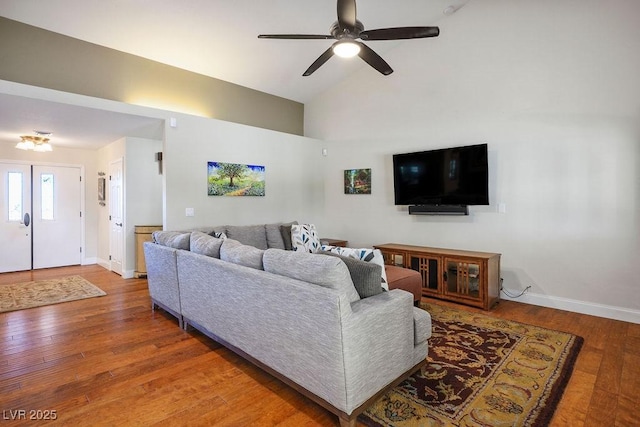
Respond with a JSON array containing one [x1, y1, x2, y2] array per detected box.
[[263, 249, 360, 303], [152, 231, 190, 250], [386, 265, 422, 302], [190, 231, 224, 258], [265, 221, 297, 249], [220, 238, 264, 270], [291, 223, 321, 253], [321, 245, 389, 291], [225, 225, 268, 250], [319, 251, 383, 299]]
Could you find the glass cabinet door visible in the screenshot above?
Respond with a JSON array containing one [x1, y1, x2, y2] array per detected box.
[[381, 250, 405, 266], [409, 255, 440, 294], [444, 259, 481, 300]]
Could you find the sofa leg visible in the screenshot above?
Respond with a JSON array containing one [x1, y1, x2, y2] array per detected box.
[[338, 416, 356, 427]]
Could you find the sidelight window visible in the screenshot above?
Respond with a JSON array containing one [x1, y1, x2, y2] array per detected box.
[[41, 173, 54, 220], [7, 172, 23, 221]]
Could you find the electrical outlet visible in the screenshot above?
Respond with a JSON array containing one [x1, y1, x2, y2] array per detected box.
[[185, 208, 195, 217]]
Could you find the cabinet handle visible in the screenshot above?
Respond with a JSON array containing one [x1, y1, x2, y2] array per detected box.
[[443, 271, 448, 282]]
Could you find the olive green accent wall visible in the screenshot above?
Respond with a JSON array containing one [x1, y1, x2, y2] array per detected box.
[[0, 17, 303, 135]]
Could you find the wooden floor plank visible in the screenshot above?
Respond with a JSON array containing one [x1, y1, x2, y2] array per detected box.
[[0, 265, 638, 426]]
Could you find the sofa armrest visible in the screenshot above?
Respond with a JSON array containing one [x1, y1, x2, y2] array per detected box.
[[340, 289, 416, 412], [143, 242, 182, 321], [412, 306, 432, 345]]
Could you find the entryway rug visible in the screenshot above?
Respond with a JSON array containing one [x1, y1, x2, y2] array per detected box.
[[360, 302, 583, 427], [0, 275, 106, 313]]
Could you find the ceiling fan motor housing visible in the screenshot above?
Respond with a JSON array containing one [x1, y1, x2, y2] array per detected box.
[[330, 20, 364, 40]]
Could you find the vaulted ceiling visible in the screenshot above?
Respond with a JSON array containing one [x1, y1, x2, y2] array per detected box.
[[0, 0, 470, 149], [0, 0, 470, 103]]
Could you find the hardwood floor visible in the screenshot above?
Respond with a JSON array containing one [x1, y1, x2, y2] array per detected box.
[[1, 265, 638, 426]]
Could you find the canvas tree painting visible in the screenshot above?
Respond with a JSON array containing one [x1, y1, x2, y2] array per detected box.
[[207, 162, 265, 196], [344, 168, 371, 194]]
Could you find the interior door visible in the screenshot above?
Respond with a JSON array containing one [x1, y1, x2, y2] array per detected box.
[[32, 165, 82, 269], [109, 158, 124, 275], [0, 162, 32, 273]]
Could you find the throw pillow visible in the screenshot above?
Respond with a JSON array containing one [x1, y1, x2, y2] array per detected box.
[[291, 223, 321, 253], [151, 231, 190, 250], [190, 231, 224, 258], [279, 222, 298, 250], [265, 221, 297, 249], [209, 230, 227, 240], [263, 249, 360, 303], [225, 224, 268, 250], [220, 238, 265, 270], [321, 245, 389, 290], [319, 251, 383, 298]]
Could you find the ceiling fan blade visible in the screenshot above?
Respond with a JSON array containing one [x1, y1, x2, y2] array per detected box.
[[360, 26, 440, 40], [303, 46, 335, 76], [357, 42, 393, 75], [258, 34, 333, 40], [337, 0, 357, 29]]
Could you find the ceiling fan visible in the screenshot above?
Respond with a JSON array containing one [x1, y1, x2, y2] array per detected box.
[[258, 0, 440, 76]]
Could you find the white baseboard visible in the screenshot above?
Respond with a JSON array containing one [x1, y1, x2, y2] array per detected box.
[[501, 288, 640, 325], [96, 258, 110, 270], [93, 258, 133, 278], [82, 257, 97, 265]]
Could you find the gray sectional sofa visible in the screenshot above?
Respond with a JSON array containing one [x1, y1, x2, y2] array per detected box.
[[143, 223, 431, 427]]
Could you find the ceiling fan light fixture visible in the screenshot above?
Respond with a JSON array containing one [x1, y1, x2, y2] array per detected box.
[[333, 40, 360, 58], [258, 0, 439, 75]]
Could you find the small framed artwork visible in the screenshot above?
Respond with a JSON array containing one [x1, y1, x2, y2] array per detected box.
[[98, 177, 106, 202], [207, 161, 265, 196], [344, 168, 371, 194]]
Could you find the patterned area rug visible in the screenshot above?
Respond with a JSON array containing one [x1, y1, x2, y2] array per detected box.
[[360, 302, 583, 427], [0, 275, 106, 313]]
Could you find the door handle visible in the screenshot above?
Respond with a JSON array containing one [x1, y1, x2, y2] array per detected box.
[[115, 222, 123, 227], [20, 212, 31, 227]]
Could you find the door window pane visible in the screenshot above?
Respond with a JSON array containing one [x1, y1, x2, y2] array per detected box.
[[41, 173, 55, 220], [8, 172, 22, 221]]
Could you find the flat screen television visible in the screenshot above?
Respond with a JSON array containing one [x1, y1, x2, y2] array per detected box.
[[393, 143, 489, 207]]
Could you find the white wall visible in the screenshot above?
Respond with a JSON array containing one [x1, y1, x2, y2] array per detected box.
[[305, 0, 640, 322], [162, 114, 325, 231]]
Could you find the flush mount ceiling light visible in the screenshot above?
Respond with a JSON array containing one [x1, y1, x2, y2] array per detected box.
[[16, 131, 53, 152], [332, 39, 361, 58]]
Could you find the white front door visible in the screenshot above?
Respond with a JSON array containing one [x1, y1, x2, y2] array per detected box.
[[0, 162, 83, 273], [109, 158, 124, 276], [0, 162, 32, 273], [32, 165, 82, 269]]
